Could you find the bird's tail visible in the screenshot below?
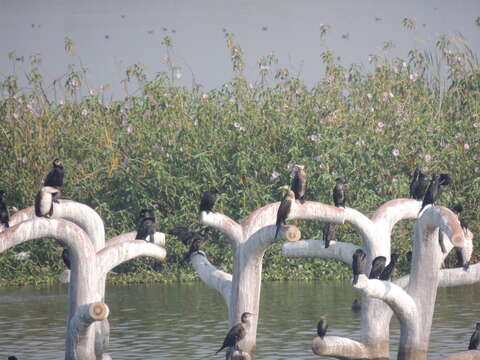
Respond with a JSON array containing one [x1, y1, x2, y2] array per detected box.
[[215, 346, 224, 355], [352, 274, 359, 285], [274, 225, 280, 242]]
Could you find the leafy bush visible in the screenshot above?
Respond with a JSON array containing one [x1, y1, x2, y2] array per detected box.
[[0, 30, 478, 285]]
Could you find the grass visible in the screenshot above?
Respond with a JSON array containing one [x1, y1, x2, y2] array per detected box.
[[0, 28, 479, 286]]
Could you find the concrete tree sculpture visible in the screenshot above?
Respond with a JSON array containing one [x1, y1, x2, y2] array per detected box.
[[284, 200, 478, 359], [2, 200, 167, 360], [187, 199, 416, 357]]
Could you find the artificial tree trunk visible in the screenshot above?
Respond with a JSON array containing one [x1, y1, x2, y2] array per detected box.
[[4, 201, 167, 360], [283, 199, 480, 359], [192, 199, 408, 356]]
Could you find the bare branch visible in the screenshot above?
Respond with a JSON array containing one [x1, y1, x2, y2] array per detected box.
[[106, 231, 166, 247], [9, 200, 106, 250], [440, 350, 480, 360], [354, 275, 418, 332], [282, 240, 360, 265], [190, 252, 232, 307], [312, 335, 388, 359], [200, 211, 242, 245], [97, 240, 167, 275]]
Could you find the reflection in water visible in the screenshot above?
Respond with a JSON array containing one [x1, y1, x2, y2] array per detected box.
[[0, 281, 479, 359]]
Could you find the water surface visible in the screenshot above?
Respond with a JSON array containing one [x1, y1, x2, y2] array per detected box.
[[0, 281, 479, 359]]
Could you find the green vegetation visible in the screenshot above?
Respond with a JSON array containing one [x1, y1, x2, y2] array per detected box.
[[0, 28, 479, 286]]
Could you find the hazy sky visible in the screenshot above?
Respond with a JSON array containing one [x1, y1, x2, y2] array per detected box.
[[1, 0, 479, 97]]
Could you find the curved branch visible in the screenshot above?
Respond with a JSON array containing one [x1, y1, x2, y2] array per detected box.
[[97, 240, 167, 275], [282, 240, 360, 265], [438, 262, 480, 287], [354, 275, 418, 332], [9, 200, 106, 250], [190, 252, 232, 308], [440, 350, 480, 360], [371, 199, 421, 226], [419, 206, 465, 247], [106, 231, 166, 247], [66, 302, 110, 360], [200, 211, 242, 246], [312, 335, 388, 359]]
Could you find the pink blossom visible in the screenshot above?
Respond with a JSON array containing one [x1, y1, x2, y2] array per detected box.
[[202, 93, 208, 100], [464, 143, 470, 150], [239, 126, 246, 132], [127, 126, 133, 133], [59, 100, 65, 105], [248, 83, 255, 89], [424, 154, 432, 163], [392, 149, 400, 157], [270, 171, 280, 181], [89, 89, 96, 96], [409, 73, 418, 81], [287, 163, 294, 169], [233, 122, 241, 128]]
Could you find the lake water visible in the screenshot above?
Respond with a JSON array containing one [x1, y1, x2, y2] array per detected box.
[[0, 281, 479, 359], [1, 0, 479, 97]]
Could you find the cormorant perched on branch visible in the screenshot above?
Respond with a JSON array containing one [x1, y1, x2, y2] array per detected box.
[[409, 166, 428, 200], [469, 323, 480, 350], [168, 226, 210, 247], [291, 164, 307, 202], [379, 253, 400, 281], [419, 175, 440, 214], [0, 190, 10, 229], [44, 159, 64, 188], [200, 189, 218, 214], [180, 229, 211, 263], [317, 316, 328, 338], [62, 248, 71, 270], [451, 203, 469, 233], [216, 312, 254, 355], [274, 185, 295, 241], [35, 186, 60, 217], [438, 173, 452, 195], [135, 209, 156, 242], [369, 256, 386, 279], [333, 178, 347, 207], [352, 249, 367, 285], [323, 223, 338, 248]]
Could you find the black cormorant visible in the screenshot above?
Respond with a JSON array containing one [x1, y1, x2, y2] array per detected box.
[[35, 186, 60, 217], [406, 251, 412, 263], [291, 164, 307, 202], [274, 185, 295, 241], [419, 175, 440, 214], [333, 178, 347, 207], [438, 231, 448, 254], [62, 248, 71, 270], [216, 312, 254, 354], [44, 159, 64, 188], [452, 203, 469, 233], [200, 190, 218, 213], [181, 229, 211, 263], [0, 190, 10, 229], [409, 167, 428, 200], [135, 209, 156, 242], [379, 253, 400, 280], [469, 322, 480, 350], [323, 223, 338, 248], [369, 256, 387, 279], [317, 316, 328, 338], [438, 173, 451, 196], [8, 357, 18, 360], [352, 249, 367, 285]]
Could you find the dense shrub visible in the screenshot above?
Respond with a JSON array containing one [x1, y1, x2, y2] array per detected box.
[[0, 31, 478, 285]]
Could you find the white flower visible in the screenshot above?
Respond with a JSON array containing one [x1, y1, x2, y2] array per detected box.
[[392, 149, 400, 157], [409, 73, 418, 81], [14, 251, 31, 261]]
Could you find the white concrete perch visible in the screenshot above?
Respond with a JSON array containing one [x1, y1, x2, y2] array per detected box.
[[5, 200, 168, 360]]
